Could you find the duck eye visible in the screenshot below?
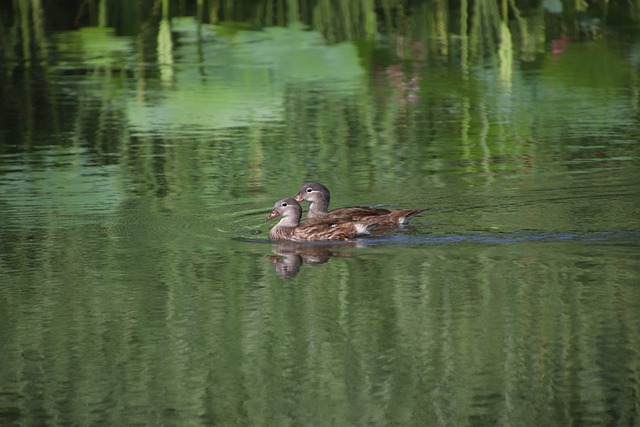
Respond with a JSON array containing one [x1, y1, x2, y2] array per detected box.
[[306, 188, 313, 193]]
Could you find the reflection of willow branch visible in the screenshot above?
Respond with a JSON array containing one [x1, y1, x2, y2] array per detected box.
[[14, 0, 42, 60], [498, 22, 513, 88], [12, 0, 60, 145], [32, 0, 48, 66], [98, 0, 107, 27], [18, 0, 31, 65], [497, 0, 514, 148], [469, 0, 500, 61], [312, 0, 376, 43], [460, 97, 471, 166], [196, 0, 206, 77], [157, 0, 173, 85], [478, 101, 493, 181], [268, 243, 357, 278], [135, 23, 150, 105], [506, 0, 543, 64], [434, 0, 449, 56], [460, 0, 469, 78], [157, 18, 174, 86]]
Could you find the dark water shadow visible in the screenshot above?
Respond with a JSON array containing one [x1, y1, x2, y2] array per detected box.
[[358, 230, 640, 247], [238, 229, 640, 277]]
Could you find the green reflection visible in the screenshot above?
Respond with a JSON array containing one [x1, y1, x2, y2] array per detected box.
[[1, 1, 640, 426], [1, 229, 639, 425]]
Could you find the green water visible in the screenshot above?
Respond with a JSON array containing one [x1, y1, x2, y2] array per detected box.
[[1, 1, 640, 425]]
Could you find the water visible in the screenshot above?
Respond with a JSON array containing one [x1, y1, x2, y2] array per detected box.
[[1, 3, 640, 426]]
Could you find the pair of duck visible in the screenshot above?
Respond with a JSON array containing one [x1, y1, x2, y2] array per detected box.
[[267, 182, 426, 242]]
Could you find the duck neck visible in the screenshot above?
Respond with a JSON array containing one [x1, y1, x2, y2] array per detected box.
[[310, 196, 329, 215], [277, 212, 301, 228]]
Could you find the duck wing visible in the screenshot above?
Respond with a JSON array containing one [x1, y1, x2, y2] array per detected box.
[[330, 206, 427, 226], [290, 217, 367, 241], [327, 206, 392, 221]]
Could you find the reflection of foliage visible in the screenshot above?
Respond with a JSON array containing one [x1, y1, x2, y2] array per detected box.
[[1, 4, 639, 424], [52, 27, 132, 67], [1, 0, 637, 66], [127, 19, 364, 131], [1, 3, 636, 199], [0, 0, 637, 199], [2, 223, 639, 425]]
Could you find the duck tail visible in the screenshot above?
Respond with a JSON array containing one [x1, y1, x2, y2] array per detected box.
[[355, 219, 379, 235]]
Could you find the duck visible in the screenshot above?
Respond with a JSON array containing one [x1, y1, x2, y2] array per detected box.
[[267, 198, 377, 242], [294, 182, 426, 226]]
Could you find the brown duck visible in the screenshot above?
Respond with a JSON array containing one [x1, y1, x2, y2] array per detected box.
[[295, 182, 425, 226], [267, 198, 377, 242]]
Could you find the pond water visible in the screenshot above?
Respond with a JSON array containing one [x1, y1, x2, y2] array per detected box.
[[1, 3, 640, 426]]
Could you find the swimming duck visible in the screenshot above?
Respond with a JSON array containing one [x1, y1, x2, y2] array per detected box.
[[295, 182, 425, 226], [267, 198, 376, 242]]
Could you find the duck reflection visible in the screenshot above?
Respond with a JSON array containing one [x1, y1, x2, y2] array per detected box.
[[268, 242, 357, 278]]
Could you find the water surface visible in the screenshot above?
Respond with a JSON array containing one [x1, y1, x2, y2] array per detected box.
[[1, 3, 640, 426]]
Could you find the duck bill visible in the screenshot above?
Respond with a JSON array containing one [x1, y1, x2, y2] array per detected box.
[[294, 194, 304, 202], [266, 209, 281, 221]]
